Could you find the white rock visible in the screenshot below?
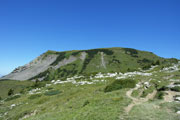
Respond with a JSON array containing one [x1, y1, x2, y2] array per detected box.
[[177, 111, 180, 114]]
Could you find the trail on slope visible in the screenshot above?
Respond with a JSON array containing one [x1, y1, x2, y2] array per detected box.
[[125, 83, 157, 114]]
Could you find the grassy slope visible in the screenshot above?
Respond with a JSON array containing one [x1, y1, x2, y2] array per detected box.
[[0, 65, 180, 120], [1, 79, 131, 120], [0, 80, 33, 99]]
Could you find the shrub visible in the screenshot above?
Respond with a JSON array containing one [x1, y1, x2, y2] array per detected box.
[[155, 91, 165, 99], [157, 86, 168, 91], [123, 48, 138, 55], [104, 79, 136, 92], [142, 64, 151, 70], [28, 94, 42, 100], [44, 90, 61, 96], [8, 89, 14, 96], [174, 82, 180, 85], [171, 86, 180, 92]]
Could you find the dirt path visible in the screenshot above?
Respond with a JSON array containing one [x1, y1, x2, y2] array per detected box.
[[125, 84, 157, 114], [163, 91, 180, 102]]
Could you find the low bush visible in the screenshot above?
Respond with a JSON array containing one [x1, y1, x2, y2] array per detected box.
[[157, 86, 169, 91], [8, 89, 14, 96], [104, 79, 136, 92], [174, 82, 180, 85], [171, 86, 180, 92], [155, 91, 165, 99], [44, 90, 61, 96]]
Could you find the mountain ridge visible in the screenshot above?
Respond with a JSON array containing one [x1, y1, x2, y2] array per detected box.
[[1, 47, 178, 81]]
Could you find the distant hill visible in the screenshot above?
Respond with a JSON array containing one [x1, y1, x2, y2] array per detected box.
[[1, 47, 178, 81]]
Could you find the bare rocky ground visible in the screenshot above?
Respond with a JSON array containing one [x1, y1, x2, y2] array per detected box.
[[125, 82, 157, 113]]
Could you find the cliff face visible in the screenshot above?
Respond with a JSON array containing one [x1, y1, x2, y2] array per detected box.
[[1, 47, 178, 81]]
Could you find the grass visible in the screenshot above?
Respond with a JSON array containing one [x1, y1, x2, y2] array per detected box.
[[28, 94, 42, 100], [44, 90, 61, 96], [0, 79, 132, 120], [132, 89, 141, 98], [0, 80, 33, 99], [127, 101, 180, 120]]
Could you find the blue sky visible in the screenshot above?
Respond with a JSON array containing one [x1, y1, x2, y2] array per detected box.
[[0, 0, 179, 75]]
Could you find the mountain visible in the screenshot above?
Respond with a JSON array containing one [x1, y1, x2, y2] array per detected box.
[[0, 47, 180, 120], [1, 47, 178, 81]]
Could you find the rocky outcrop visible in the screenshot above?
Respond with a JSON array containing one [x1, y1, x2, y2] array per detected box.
[[1, 54, 58, 80]]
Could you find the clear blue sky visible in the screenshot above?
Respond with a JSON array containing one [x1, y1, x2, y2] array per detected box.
[[0, 0, 179, 75]]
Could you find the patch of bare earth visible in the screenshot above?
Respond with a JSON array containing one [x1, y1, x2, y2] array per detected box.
[[125, 84, 157, 114], [164, 91, 180, 102]]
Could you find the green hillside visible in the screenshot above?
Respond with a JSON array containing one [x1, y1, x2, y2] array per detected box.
[[30, 47, 178, 81]]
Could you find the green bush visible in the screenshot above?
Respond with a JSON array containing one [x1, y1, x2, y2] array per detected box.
[[123, 48, 138, 55], [171, 86, 180, 92], [44, 90, 61, 96], [8, 89, 14, 96], [28, 94, 42, 100], [174, 82, 180, 85], [155, 91, 165, 99], [5, 95, 21, 101], [104, 79, 136, 92]]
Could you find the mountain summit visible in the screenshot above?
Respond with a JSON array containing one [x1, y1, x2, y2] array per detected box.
[[1, 47, 178, 81]]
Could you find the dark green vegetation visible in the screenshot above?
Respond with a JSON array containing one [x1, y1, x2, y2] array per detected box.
[[31, 47, 178, 81], [104, 79, 136, 92], [155, 91, 165, 99], [8, 89, 14, 96], [171, 86, 180, 92]]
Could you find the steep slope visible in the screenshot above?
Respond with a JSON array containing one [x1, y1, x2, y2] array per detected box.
[[1, 47, 178, 81]]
